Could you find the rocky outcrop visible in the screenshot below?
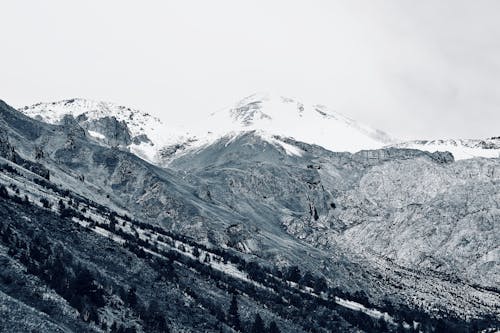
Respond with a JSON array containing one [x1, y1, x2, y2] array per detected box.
[[76, 114, 132, 147]]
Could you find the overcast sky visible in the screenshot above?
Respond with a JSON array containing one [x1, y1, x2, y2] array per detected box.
[[1, 0, 499, 140]]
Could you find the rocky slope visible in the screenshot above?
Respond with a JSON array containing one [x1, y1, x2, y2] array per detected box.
[[169, 133, 500, 311], [3, 99, 404, 332], [5, 96, 500, 331], [18, 96, 500, 292]]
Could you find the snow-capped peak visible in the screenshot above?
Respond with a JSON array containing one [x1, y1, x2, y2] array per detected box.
[[207, 92, 395, 153]]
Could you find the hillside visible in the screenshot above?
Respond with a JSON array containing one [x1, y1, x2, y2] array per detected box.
[[2, 97, 499, 332]]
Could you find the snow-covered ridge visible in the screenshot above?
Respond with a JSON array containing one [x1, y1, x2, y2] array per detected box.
[[20, 93, 499, 163], [20, 98, 161, 137], [388, 137, 500, 160], [20, 98, 196, 162], [20, 93, 398, 164], [19, 98, 193, 144]]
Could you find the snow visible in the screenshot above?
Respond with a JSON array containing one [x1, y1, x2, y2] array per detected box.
[[87, 130, 105, 139], [335, 297, 394, 323], [259, 132, 304, 156], [276, 140, 304, 157], [206, 92, 396, 153], [389, 138, 500, 160], [93, 226, 126, 244], [281, 272, 397, 326], [129, 141, 159, 162], [209, 260, 250, 282]]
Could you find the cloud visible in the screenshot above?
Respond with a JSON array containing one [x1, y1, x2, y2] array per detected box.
[[1, 0, 498, 140]]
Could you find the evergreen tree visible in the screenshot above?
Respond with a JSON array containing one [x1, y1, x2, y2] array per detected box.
[[285, 265, 301, 283], [204, 253, 211, 263], [227, 293, 241, 332], [40, 197, 51, 208], [246, 261, 265, 282], [268, 321, 281, 333], [300, 271, 315, 288], [58, 199, 65, 211], [377, 318, 388, 332], [72, 268, 94, 297], [109, 214, 117, 231], [71, 267, 105, 308], [251, 313, 265, 333], [126, 286, 138, 307], [144, 300, 169, 332], [313, 276, 328, 293], [0, 184, 8, 198]]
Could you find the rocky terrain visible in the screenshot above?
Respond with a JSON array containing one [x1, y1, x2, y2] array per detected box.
[[1, 96, 499, 332]]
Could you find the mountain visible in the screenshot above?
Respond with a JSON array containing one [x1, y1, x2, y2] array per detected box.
[[3, 96, 500, 332], [21, 94, 500, 163], [19, 93, 395, 165], [3, 99, 396, 332], [205, 92, 395, 152], [388, 137, 500, 160], [19, 98, 194, 163], [16, 95, 500, 289], [169, 132, 500, 293]]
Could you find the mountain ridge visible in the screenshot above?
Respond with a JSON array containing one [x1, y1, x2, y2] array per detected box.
[[18, 93, 396, 163], [19, 94, 500, 162], [388, 137, 500, 160]]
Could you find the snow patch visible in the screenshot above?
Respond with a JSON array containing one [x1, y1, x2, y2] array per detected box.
[[335, 297, 394, 323], [258, 132, 304, 156], [88, 130, 106, 139]]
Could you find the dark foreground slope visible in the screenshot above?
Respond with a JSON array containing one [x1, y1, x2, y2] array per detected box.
[[1, 164, 497, 333]]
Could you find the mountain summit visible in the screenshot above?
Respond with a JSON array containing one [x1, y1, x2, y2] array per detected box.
[[207, 92, 395, 152]]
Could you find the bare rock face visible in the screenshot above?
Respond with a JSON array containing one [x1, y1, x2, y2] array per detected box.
[[337, 157, 500, 287], [0, 127, 50, 180], [76, 114, 132, 147], [170, 133, 499, 291]]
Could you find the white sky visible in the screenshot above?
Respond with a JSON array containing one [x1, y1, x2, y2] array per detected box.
[[1, 0, 499, 140]]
